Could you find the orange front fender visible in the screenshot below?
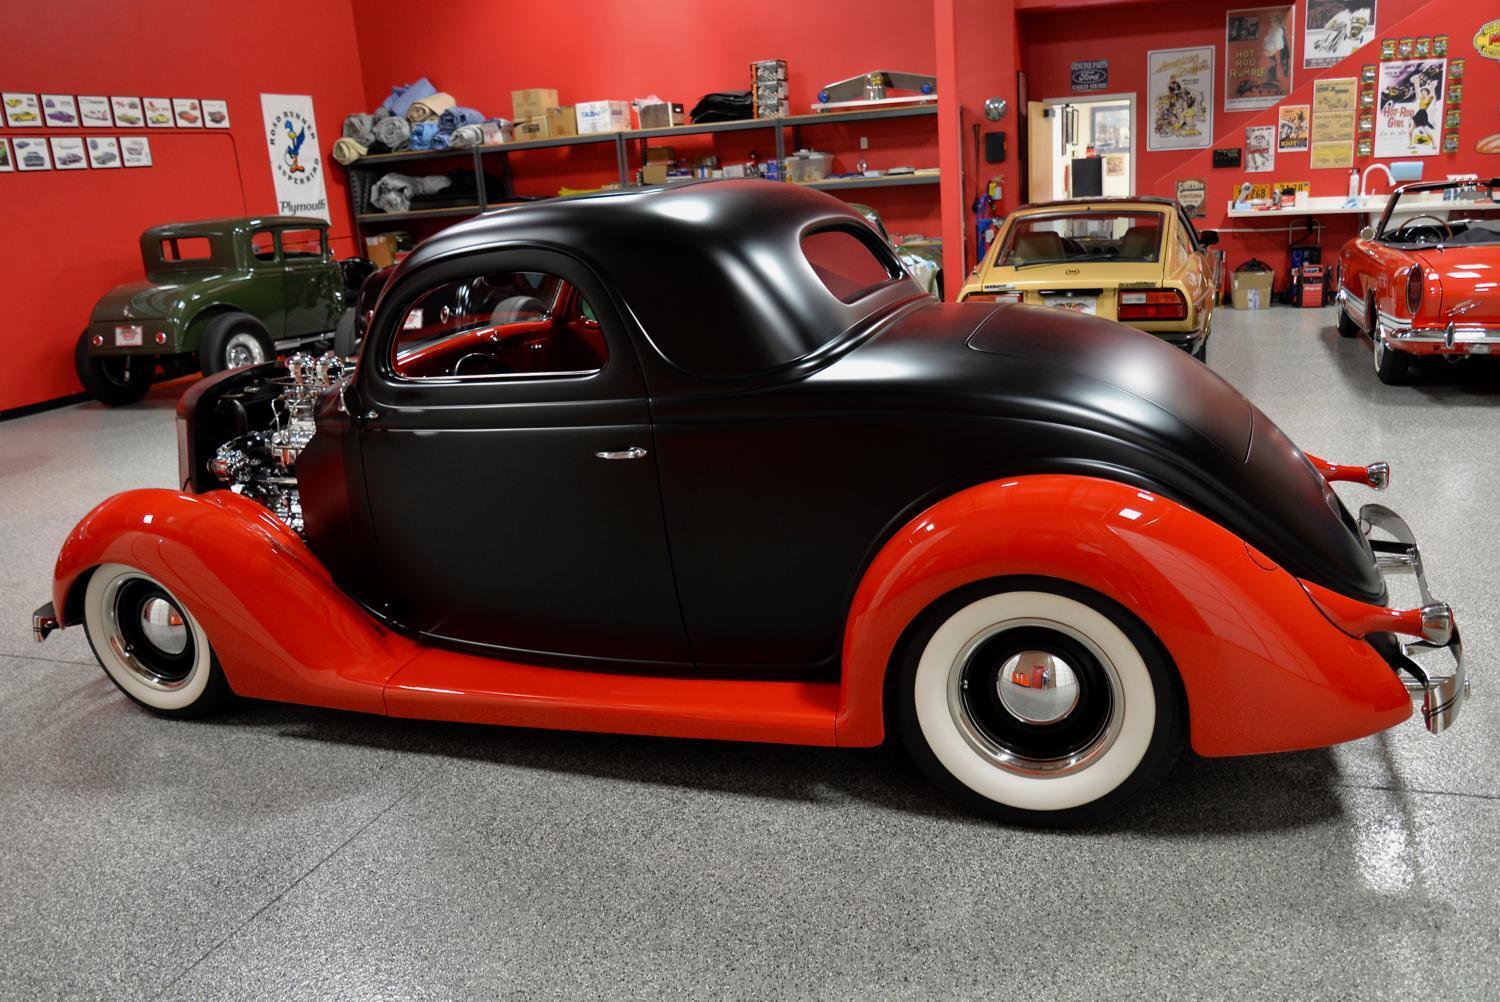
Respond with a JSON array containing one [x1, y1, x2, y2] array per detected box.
[[836, 475, 1411, 756]]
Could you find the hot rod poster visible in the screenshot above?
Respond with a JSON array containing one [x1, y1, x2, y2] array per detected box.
[[1148, 46, 1214, 150], [1226, 6, 1295, 110], [1304, 1, 1375, 69], [1374, 58, 1445, 156]]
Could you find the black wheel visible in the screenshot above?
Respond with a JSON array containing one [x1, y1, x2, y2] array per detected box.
[[1193, 338, 1208, 362], [333, 307, 358, 357], [1337, 302, 1360, 338], [199, 312, 274, 376], [74, 330, 153, 406], [894, 577, 1186, 826], [1373, 332, 1410, 385], [80, 564, 235, 718]]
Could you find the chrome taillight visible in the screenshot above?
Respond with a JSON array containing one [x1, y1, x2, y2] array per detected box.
[[1118, 289, 1188, 321], [1406, 265, 1424, 315]]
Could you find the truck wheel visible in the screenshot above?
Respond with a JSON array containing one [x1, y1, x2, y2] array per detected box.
[[199, 313, 274, 376], [333, 307, 358, 357], [1373, 333, 1410, 385], [895, 578, 1186, 826], [74, 330, 153, 406]]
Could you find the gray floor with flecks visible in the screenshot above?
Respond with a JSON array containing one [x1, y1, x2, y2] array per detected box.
[[2, 305, 1498, 1001]]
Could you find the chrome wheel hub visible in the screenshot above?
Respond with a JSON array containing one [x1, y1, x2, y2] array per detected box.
[[995, 650, 1081, 724], [100, 574, 196, 690], [224, 332, 267, 369], [138, 596, 188, 656]]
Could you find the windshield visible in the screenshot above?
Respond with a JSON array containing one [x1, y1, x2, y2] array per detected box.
[[998, 210, 1166, 267], [1380, 184, 1500, 247]]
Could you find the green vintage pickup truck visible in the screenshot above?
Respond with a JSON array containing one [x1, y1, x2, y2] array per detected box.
[[78, 216, 371, 405]]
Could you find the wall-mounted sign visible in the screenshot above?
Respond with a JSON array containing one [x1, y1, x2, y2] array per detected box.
[[202, 99, 230, 129], [111, 96, 143, 127], [78, 96, 112, 127], [41, 94, 78, 128], [1071, 60, 1109, 92], [1304, 0, 1376, 70], [1176, 178, 1206, 217], [260, 93, 330, 222], [49, 136, 87, 170], [1375, 58, 1445, 157], [1474, 19, 1500, 60], [1148, 46, 1214, 150], [1212, 147, 1243, 167], [3, 93, 41, 128], [86, 136, 121, 169], [121, 136, 152, 168], [1226, 6, 1294, 110]]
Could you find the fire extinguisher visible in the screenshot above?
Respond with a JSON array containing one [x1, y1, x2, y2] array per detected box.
[[974, 176, 1004, 259]]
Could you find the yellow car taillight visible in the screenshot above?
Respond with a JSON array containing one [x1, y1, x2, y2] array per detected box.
[[1118, 289, 1188, 321]]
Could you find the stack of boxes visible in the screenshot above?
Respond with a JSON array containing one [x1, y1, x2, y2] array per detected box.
[[752, 60, 789, 119], [511, 89, 576, 141]]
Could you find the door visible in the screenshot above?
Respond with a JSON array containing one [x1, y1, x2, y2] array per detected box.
[[278, 226, 337, 338], [1026, 101, 1054, 205], [247, 228, 286, 340], [355, 248, 692, 666]]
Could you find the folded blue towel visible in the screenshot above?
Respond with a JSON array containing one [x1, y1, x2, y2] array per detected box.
[[431, 129, 453, 151], [381, 77, 437, 118], [408, 121, 440, 150], [438, 106, 485, 132]]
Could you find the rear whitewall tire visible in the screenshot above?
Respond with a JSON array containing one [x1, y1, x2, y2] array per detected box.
[[896, 579, 1186, 824]]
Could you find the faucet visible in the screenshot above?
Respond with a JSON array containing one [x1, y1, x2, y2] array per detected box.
[[1361, 163, 1394, 197]]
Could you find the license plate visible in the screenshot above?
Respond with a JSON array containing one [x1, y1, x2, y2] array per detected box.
[[1043, 295, 1097, 315], [114, 324, 143, 347], [1472, 344, 1492, 354]]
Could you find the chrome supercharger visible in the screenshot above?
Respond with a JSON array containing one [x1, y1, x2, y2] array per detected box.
[[207, 351, 345, 534]]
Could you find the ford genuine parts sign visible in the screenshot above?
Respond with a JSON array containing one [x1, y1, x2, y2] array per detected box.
[[1071, 60, 1109, 91]]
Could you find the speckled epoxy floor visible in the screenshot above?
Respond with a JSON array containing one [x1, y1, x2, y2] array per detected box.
[[1, 306, 1498, 1001]]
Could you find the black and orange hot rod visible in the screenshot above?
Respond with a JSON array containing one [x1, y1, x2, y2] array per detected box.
[[36, 182, 1468, 825]]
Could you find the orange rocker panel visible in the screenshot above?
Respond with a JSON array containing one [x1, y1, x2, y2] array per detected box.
[[51, 472, 1419, 758]]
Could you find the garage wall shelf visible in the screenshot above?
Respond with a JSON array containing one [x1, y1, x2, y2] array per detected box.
[[342, 104, 939, 243]]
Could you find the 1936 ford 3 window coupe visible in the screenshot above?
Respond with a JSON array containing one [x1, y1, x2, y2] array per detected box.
[[38, 182, 1468, 825]]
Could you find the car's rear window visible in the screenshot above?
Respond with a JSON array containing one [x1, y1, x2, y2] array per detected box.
[[160, 237, 212, 261], [802, 228, 897, 303], [280, 228, 324, 258], [999, 211, 1166, 266]]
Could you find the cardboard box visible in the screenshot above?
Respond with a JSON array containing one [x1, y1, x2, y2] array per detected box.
[[576, 100, 631, 134], [642, 163, 669, 185], [1230, 270, 1275, 309], [644, 146, 675, 164], [637, 102, 686, 129], [512, 88, 558, 121], [544, 106, 577, 137], [364, 233, 399, 269], [513, 118, 546, 142]]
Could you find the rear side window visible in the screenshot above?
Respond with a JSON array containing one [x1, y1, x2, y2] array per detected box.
[[280, 228, 325, 259], [250, 230, 276, 261], [801, 228, 897, 303], [161, 237, 212, 261]]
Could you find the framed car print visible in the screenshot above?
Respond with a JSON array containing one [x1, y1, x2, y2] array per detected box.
[[202, 99, 230, 128], [172, 98, 202, 128], [13, 136, 52, 170], [86, 136, 121, 169], [49, 136, 87, 170], [3, 93, 41, 127], [111, 96, 144, 127], [78, 95, 112, 127], [0, 138, 12, 172], [143, 97, 173, 128], [41, 94, 79, 127], [121, 136, 152, 167]]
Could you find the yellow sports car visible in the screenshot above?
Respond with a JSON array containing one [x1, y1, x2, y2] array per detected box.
[[959, 196, 1222, 359]]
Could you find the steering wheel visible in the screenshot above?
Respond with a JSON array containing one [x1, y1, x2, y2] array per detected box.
[[1392, 214, 1452, 243]]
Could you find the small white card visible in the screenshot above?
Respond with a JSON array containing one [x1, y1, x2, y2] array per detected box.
[[143, 97, 173, 128], [121, 136, 153, 167], [111, 96, 144, 127], [13, 136, 51, 170], [79, 96, 112, 127], [172, 97, 202, 128], [86, 136, 121, 168], [41, 94, 79, 127], [0, 139, 13, 172], [50, 136, 87, 170], [3, 93, 41, 127], [202, 99, 230, 128]]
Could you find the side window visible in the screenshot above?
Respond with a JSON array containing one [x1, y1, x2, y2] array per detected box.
[[390, 270, 610, 380], [250, 230, 276, 262], [279, 227, 325, 259], [801, 227, 898, 303], [161, 236, 212, 261]]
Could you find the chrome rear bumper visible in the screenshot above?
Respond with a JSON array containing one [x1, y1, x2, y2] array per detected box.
[[1360, 503, 1470, 734], [32, 602, 59, 644]]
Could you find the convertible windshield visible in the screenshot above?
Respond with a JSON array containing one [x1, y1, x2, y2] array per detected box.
[[999, 211, 1165, 266], [1381, 185, 1500, 246]]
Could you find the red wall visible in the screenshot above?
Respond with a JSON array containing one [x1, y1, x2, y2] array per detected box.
[[0, 0, 367, 413], [1022, 0, 1499, 281], [347, 0, 943, 236]]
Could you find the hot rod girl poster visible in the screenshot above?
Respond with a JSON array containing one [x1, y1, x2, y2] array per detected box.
[[1374, 58, 1445, 156], [1148, 46, 1214, 150], [1226, 6, 1295, 110]]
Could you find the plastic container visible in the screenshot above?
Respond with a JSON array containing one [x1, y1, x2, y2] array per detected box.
[[787, 149, 834, 183]]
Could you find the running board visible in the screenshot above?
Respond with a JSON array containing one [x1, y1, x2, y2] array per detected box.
[[384, 649, 840, 746]]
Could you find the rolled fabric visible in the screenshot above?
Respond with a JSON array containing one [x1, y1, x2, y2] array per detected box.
[[341, 113, 376, 146], [372, 114, 411, 151], [406, 92, 455, 123], [447, 123, 485, 149], [374, 106, 393, 121], [370, 171, 453, 214], [331, 136, 368, 165], [408, 121, 439, 150], [437, 106, 485, 132], [431, 129, 453, 151], [381, 77, 436, 118]]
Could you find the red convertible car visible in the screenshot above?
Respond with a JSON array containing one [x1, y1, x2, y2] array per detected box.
[[35, 182, 1468, 825], [1337, 178, 1500, 383]]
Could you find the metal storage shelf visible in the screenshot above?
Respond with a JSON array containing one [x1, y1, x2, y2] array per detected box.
[[342, 104, 939, 242]]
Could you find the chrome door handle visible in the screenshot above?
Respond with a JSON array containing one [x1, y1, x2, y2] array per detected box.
[[595, 446, 648, 460]]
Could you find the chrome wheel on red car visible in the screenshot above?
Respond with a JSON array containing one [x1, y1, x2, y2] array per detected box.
[[897, 579, 1185, 825]]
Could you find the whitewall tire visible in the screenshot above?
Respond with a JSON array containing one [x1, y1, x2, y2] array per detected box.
[[896, 578, 1185, 825], [82, 563, 234, 717]]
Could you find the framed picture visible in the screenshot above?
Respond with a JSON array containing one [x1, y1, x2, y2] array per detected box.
[[1246, 123, 1276, 170], [41, 94, 79, 127], [1278, 104, 1310, 151], [78, 95, 112, 127], [1361, 64, 1377, 85], [1358, 113, 1374, 133], [13, 136, 52, 170], [1304, 0, 1377, 70], [201, 99, 230, 128], [86, 136, 121, 168], [1435, 34, 1449, 56], [1450, 59, 1465, 80], [1444, 133, 1460, 152], [111, 96, 144, 127], [1091, 105, 1131, 152], [1375, 58, 1445, 157], [49, 136, 87, 170], [1445, 108, 1461, 130], [1148, 46, 1215, 150], [1360, 87, 1375, 106], [1450, 83, 1463, 104], [143, 97, 173, 127], [1397, 37, 1414, 57], [1380, 38, 1396, 59], [1357, 137, 1374, 156], [1226, 6, 1294, 110], [172, 98, 202, 128], [3, 93, 41, 127], [1414, 36, 1431, 58], [0, 138, 12, 172], [121, 136, 153, 167]]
